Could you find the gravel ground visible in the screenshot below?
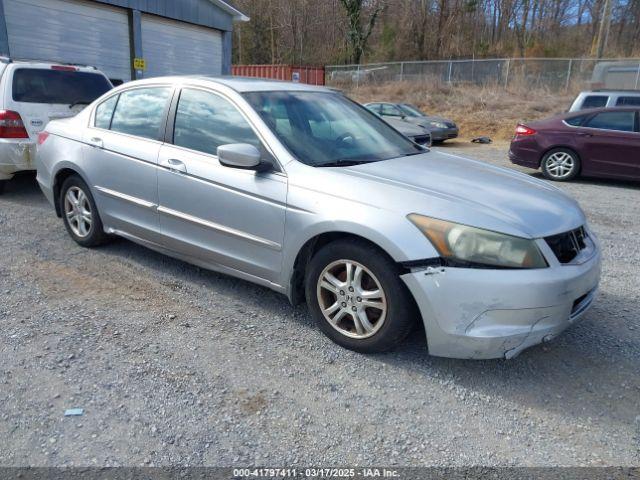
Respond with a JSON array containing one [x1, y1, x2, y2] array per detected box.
[[0, 143, 639, 467]]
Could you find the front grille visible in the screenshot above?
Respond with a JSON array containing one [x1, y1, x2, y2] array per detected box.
[[545, 226, 588, 264]]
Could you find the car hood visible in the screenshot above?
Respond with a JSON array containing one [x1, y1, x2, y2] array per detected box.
[[335, 151, 585, 238]]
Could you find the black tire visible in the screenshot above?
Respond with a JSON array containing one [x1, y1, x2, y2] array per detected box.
[[541, 148, 581, 181], [305, 238, 417, 353], [0, 180, 6, 195], [59, 175, 110, 247]]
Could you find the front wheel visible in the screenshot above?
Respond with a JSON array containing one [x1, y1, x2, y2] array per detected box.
[[59, 175, 110, 247], [0, 180, 6, 195], [541, 148, 580, 181], [305, 239, 417, 353]]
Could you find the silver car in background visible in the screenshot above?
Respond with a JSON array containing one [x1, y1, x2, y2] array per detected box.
[[382, 116, 431, 147], [36, 77, 601, 359], [364, 102, 459, 143]]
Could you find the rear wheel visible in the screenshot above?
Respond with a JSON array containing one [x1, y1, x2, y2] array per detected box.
[[59, 175, 109, 247], [305, 239, 416, 353], [541, 148, 580, 181]]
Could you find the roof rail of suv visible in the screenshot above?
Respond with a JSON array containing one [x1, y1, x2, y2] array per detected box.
[[592, 89, 640, 93], [0, 56, 97, 69]]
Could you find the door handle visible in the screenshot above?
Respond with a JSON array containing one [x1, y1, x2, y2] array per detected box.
[[165, 158, 187, 174], [88, 137, 103, 148], [577, 132, 593, 137]]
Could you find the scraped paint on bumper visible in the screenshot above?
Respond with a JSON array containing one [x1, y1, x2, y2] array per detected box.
[[401, 244, 601, 359], [0, 139, 36, 179]]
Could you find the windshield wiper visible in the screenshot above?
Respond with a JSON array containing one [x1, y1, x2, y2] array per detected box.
[[316, 159, 377, 168], [69, 100, 90, 109]]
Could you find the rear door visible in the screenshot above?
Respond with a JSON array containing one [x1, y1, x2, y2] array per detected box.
[[6, 66, 113, 141], [82, 85, 173, 243], [577, 110, 640, 179]]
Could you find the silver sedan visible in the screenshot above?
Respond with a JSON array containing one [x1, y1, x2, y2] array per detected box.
[[36, 77, 601, 359]]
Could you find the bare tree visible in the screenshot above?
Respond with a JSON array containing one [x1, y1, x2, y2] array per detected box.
[[339, 0, 384, 63]]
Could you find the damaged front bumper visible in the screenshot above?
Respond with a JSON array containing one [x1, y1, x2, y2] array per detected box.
[[401, 243, 601, 360], [0, 139, 36, 180]]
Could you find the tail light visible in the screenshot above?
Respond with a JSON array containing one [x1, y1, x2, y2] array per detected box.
[[38, 131, 50, 145], [515, 124, 536, 136], [0, 110, 29, 138]]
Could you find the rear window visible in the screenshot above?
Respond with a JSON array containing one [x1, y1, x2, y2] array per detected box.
[[616, 96, 640, 106], [564, 115, 587, 126], [580, 95, 608, 109], [12, 68, 112, 104]]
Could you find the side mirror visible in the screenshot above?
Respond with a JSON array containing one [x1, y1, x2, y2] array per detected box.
[[217, 144, 268, 171]]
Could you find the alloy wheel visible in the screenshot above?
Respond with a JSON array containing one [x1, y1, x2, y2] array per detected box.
[[64, 186, 93, 238], [316, 259, 387, 339], [545, 151, 575, 179]]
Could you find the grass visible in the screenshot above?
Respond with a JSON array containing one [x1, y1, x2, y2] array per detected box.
[[345, 81, 577, 144]]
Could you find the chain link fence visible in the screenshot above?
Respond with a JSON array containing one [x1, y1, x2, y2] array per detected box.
[[326, 58, 640, 92]]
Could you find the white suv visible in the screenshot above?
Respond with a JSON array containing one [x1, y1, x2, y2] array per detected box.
[[568, 90, 640, 112], [0, 59, 112, 193]]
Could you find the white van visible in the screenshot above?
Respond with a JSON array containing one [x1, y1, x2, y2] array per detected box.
[[0, 58, 113, 193]]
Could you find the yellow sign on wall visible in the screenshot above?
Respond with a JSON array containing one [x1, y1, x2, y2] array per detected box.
[[133, 58, 146, 70]]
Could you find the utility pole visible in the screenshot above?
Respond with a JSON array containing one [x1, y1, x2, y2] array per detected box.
[[592, 0, 613, 58]]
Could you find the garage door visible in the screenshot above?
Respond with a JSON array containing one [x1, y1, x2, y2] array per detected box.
[[141, 14, 222, 78], [4, 0, 131, 82]]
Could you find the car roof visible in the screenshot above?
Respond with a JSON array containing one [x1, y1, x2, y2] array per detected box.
[[125, 75, 332, 93]]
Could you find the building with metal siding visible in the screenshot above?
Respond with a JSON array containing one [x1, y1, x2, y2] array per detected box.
[[0, 0, 247, 82]]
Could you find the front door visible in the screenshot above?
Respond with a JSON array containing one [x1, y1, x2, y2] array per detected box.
[[157, 87, 287, 284]]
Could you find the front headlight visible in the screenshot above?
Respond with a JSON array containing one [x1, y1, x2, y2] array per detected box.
[[408, 214, 547, 269], [429, 121, 447, 129]]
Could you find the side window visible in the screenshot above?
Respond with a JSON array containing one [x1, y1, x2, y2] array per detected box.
[[94, 95, 118, 129], [581, 95, 608, 109], [585, 111, 636, 132], [616, 96, 640, 106], [367, 104, 382, 115], [173, 88, 261, 156], [564, 114, 587, 127], [110, 87, 171, 140], [381, 104, 401, 116]]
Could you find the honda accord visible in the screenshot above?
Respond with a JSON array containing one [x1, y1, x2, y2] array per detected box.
[[36, 77, 601, 359]]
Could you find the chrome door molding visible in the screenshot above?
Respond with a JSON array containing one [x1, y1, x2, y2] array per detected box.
[[159, 166, 291, 210], [156, 205, 282, 251], [95, 186, 157, 209]]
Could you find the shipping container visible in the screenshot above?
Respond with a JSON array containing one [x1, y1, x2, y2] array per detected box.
[[232, 64, 325, 85]]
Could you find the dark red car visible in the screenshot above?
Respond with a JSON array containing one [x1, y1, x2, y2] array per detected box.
[[509, 107, 640, 181]]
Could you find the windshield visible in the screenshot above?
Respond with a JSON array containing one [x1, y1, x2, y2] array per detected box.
[[398, 104, 426, 117], [243, 91, 424, 167], [12, 68, 113, 104]]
